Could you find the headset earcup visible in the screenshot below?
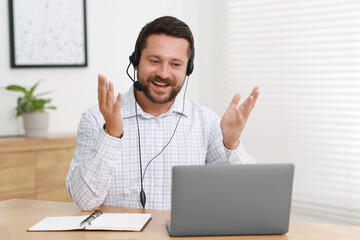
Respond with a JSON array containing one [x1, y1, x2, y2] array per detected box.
[[129, 51, 138, 67], [186, 58, 194, 76]]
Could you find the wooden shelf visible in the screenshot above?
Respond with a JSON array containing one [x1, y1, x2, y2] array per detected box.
[[0, 135, 76, 202]]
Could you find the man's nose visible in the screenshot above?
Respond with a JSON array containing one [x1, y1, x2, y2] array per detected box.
[[156, 63, 170, 80]]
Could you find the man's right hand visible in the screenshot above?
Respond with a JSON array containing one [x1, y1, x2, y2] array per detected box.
[[98, 74, 124, 138]]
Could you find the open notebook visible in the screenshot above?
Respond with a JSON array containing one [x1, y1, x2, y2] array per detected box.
[[28, 210, 152, 232]]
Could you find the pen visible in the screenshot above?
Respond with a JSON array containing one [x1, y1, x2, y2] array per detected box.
[[80, 210, 103, 227]]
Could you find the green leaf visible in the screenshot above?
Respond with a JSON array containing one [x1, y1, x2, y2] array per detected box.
[[29, 81, 41, 96], [35, 90, 53, 98], [6, 85, 29, 95], [23, 101, 33, 113], [18, 97, 29, 109]]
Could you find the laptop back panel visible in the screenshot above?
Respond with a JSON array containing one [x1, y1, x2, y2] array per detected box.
[[168, 164, 294, 237]]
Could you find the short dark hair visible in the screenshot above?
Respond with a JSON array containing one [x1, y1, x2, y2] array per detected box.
[[137, 16, 194, 60]]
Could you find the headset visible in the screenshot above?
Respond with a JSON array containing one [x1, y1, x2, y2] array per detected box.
[[129, 39, 195, 77], [127, 25, 195, 92], [125, 26, 195, 209]]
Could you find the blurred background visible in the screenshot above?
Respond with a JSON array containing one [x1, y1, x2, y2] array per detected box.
[[1, 0, 359, 226]]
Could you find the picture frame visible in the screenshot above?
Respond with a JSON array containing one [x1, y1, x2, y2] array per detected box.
[[8, 0, 87, 68]]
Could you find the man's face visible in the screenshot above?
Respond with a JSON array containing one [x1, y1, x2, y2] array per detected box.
[[136, 34, 189, 104]]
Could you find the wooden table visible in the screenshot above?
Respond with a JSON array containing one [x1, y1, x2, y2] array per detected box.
[[1, 199, 360, 240]]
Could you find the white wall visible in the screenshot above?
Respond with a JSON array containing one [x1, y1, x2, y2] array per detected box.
[[0, 0, 201, 136], [197, 0, 217, 110]]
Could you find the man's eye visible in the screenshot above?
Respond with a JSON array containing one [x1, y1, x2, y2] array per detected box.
[[150, 60, 158, 64], [172, 63, 181, 67]]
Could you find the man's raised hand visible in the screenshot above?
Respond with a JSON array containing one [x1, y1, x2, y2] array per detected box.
[[98, 74, 123, 138], [220, 87, 260, 149]]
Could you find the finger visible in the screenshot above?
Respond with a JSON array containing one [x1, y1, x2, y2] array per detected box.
[[114, 92, 122, 112], [107, 81, 115, 108], [252, 86, 260, 94], [249, 86, 260, 111], [239, 86, 259, 113], [251, 86, 260, 100], [98, 74, 108, 107], [239, 92, 253, 110], [228, 93, 241, 110], [241, 95, 254, 119]]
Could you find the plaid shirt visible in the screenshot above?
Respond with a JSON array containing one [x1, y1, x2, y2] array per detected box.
[[66, 86, 255, 210]]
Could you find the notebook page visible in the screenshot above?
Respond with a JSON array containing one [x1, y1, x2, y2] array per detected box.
[[86, 213, 151, 231], [28, 216, 86, 231]]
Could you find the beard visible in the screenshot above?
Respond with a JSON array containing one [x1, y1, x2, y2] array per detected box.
[[140, 75, 184, 104]]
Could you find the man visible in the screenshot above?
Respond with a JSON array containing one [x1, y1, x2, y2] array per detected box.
[[66, 16, 259, 211]]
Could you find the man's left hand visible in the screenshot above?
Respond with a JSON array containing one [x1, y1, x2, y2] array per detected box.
[[220, 86, 260, 150]]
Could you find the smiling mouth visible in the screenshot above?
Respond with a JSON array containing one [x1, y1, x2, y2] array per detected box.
[[152, 81, 169, 87]]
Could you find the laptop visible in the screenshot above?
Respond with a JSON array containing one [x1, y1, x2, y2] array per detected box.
[[166, 163, 294, 237]]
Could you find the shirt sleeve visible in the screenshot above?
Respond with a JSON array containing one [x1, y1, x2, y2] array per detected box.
[[205, 112, 256, 165], [66, 109, 122, 210]]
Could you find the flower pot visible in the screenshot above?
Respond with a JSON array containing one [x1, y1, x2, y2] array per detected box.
[[23, 112, 49, 138]]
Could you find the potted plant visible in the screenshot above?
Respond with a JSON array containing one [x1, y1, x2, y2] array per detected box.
[[5, 81, 56, 138]]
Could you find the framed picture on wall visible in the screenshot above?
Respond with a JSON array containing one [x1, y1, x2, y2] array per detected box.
[[8, 0, 87, 68]]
